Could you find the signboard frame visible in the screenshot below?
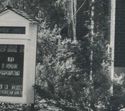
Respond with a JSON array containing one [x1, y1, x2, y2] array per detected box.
[[0, 41, 27, 103]]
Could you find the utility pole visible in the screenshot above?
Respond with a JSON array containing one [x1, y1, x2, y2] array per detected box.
[[110, 0, 116, 95]]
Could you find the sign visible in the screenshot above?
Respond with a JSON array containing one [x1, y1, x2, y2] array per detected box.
[[0, 8, 37, 103], [0, 45, 24, 97]]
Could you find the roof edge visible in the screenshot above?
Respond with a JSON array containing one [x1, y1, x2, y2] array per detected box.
[[0, 7, 38, 23]]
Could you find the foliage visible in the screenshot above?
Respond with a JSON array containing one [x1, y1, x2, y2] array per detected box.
[[0, 102, 30, 111], [109, 73, 125, 111], [36, 34, 111, 111]]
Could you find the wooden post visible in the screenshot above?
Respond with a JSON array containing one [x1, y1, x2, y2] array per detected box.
[[110, 0, 116, 95]]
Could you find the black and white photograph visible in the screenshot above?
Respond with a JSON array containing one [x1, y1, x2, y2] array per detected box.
[[0, 0, 124, 111]]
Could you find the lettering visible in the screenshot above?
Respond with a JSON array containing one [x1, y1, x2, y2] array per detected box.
[[1, 63, 5, 69], [0, 46, 6, 52], [9, 91, 14, 95], [0, 84, 3, 89], [0, 70, 20, 76], [1, 63, 18, 69], [7, 57, 15, 62], [0, 84, 22, 96], [6, 64, 18, 69], [4, 85, 8, 90], [0, 90, 22, 96], [0, 84, 22, 90], [11, 85, 22, 90], [7, 46, 17, 52]]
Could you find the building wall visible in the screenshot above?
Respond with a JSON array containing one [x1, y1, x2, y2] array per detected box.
[[115, 0, 125, 67]]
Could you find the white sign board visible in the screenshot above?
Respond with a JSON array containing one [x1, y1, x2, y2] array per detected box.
[[0, 8, 37, 104]]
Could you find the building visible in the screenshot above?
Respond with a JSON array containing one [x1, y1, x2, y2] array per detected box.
[[110, 0, 125, 84]]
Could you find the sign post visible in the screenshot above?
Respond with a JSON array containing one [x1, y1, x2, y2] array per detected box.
[[0, 8, 37, 104]]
